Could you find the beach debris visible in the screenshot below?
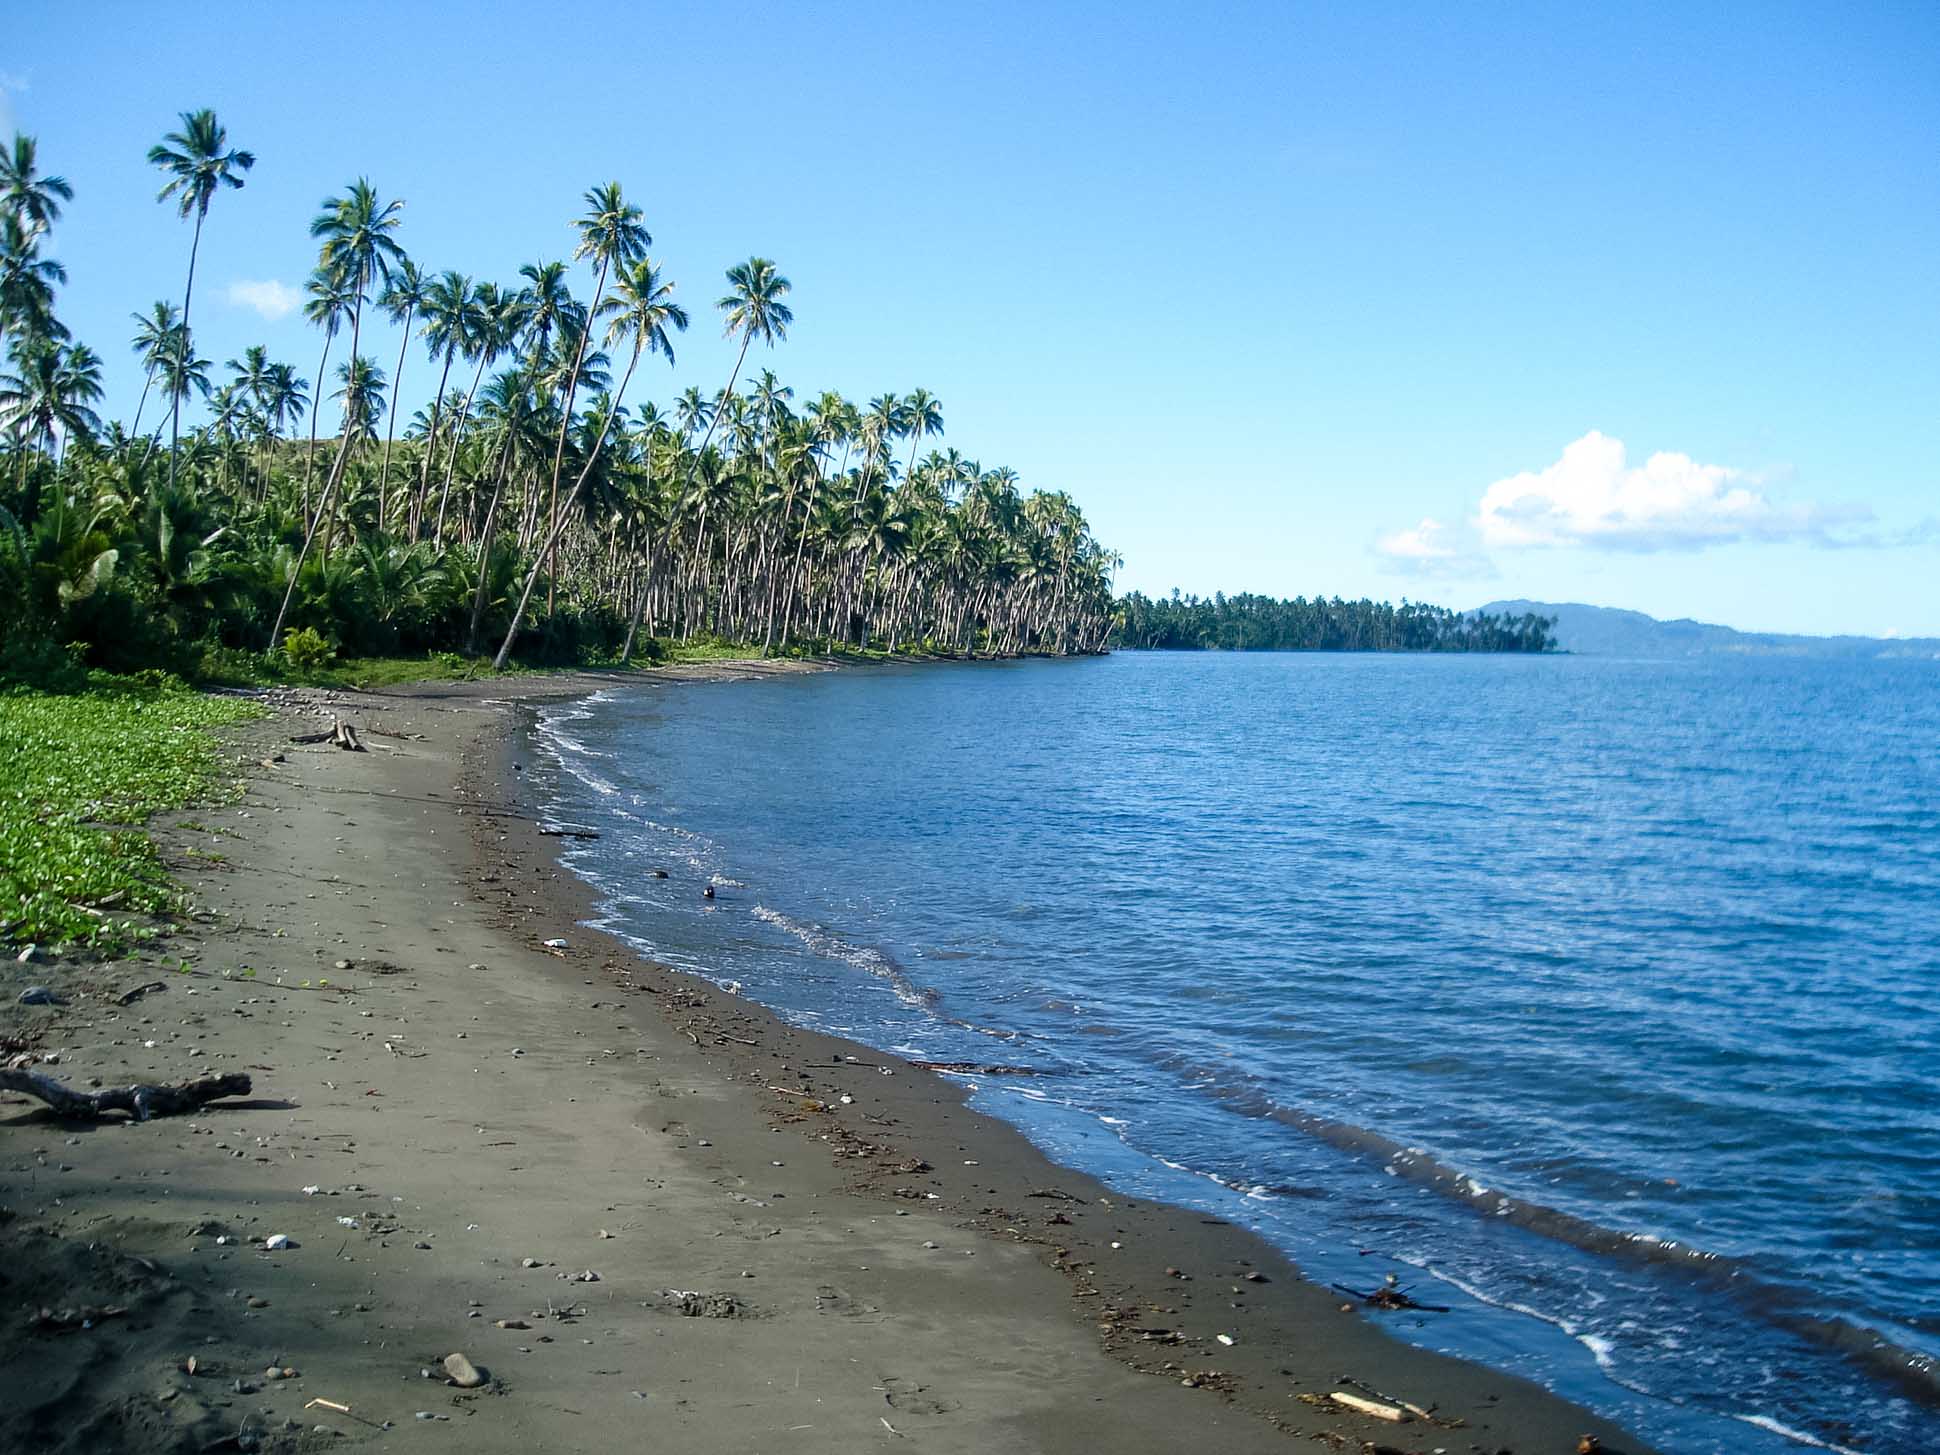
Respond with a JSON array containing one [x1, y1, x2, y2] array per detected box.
[[542, 938, 568, 950], [494, 1319, 530, 1330], [305, 1398, 352, 1414], [1332, 1274, 1450, 1313], [539, 825, 601, 840], [17, 944, 50, 963], [115, 980, 169, 1005], [442, 1352, 488, 1388], [1216, 1333, 1236, 1346], [289, 718, 366, 751], [650, 868, 670, 878], [264, 1234, 293, 1251], [661, 1290, 748, 1319], [1244, 1270, 1270, 1282], [30, 1304, 127, 1333], [1330, 1390, 1407, 1422], [0, 1067, 252, 1121], [1578, 1439, 1602, 1455], [16, 985, 64, 1006]]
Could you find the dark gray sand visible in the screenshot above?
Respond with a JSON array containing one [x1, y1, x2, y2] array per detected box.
[[0, 666, 1654, 1454]]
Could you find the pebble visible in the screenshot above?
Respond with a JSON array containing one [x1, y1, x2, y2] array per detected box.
[[264, 1234, 292, 1251], [17, 945, 49, 964], [17, 986, 64, 1006], [442, 1352, 487, 1388]]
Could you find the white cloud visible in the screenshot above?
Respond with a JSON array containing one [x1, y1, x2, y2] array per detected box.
[[226, 279, 302, 321], [1475, 430, 1850, 552], [1372, 517, 1497, 579]]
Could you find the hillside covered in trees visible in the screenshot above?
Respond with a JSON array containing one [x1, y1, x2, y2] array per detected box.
[[1112, 590, 1556, 652], [0, 117, 1119, 685]]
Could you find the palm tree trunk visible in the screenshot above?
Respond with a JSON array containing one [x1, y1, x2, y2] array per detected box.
[[433, 350, 490, 546], [410, 347, 456, 539], [167, 209, 205, 493], [379, 303, 414, 533], [303, 330, 335, 523], [465, 431, 519, 654], [542, 256, 610, 618]]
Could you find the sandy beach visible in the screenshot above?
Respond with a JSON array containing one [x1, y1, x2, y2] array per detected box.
[[0, 667, 1654, 1455]]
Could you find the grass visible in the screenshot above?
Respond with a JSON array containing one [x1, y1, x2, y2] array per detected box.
[[0, 674, 261, 950]]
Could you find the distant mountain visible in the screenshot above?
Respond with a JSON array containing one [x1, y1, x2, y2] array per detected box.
[[1477, 601, 1940, 659]]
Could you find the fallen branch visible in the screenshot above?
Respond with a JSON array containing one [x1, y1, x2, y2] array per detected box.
[[539, 825, 601, 840], [1329, 1390, 1407, 1422], [0, 1068, 253, 1121], [116, 980, 170, 1006]]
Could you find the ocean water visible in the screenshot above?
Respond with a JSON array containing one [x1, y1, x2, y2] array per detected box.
[[529, 652, 1940, 1454]]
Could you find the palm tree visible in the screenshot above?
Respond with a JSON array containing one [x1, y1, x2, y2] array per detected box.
[[270, 180, 404, 650], [147, 109, 254, 491], [0, 133, 73, 237], [408, 269, 474, 537], [128, 301, 183, 439], [537, 183, 649, 610], [332, 354, 387, 441], [433, 280, 524, 545], [300, 265, 353, 506], [0, 212, 66, 345], [494, 252, 683, 668], [375, 256, 425, 525], [1, 338, 103, 483]]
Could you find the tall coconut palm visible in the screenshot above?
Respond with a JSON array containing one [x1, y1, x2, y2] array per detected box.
[[1, 338, 102, 484], [270, 180, 404, 650], [494, 252, 683, 668], [147, 109, 254, 491], [128, 301, 183, 439], [408, 269, 474, 537], [433, 280, 524, 545], [0, 133, 73, 237], [299, 265, 353, 505], [0, 212, 66, 345], [537, 183, 649, 609], [374, 255, 425, 525]]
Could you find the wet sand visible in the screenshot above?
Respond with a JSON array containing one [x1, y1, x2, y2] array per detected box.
[[0, 666, 1655, 1454]]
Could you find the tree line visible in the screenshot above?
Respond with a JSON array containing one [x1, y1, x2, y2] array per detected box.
[[1112, 591, 1556, 652], [0, 115, 1120, 683]]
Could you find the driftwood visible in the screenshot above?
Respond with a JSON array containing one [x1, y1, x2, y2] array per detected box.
[[1332, 1280, 1450, 1313], [288, 718, 365, 751], [539, 825, 601, 840], [0, 1068, 252, 1121], [1330, 1390, 1407, 1422], [115, 980, 169, 1006]]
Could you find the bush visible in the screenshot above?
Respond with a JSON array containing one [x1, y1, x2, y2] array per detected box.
[[282, 626, 336, 674]]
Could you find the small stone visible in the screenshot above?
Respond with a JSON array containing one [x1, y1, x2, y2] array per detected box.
[[17, 945, 50, 964], [334, 960, 352, 970], [494, 1318, 529, 1330], [442, 1352, 487, 1388], [1244, 1271, 1269, 1283], [246, 1297, 269, 1309], [264, 1234, 292, 1251], [521, 1257, 541, 1268], [17, 986, 63, 1006], [414, 1241, 432, 1250], [922, 1241, 939, 1250]]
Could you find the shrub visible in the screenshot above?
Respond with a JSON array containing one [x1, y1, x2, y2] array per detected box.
[[282, 626, 336, 674]]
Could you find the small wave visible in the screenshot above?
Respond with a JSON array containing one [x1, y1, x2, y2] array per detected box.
[[1730, 1413, 1867, 1455], [752, 905, 940, 1008]]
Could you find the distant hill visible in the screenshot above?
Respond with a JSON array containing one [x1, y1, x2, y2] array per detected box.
[[1477, 601, 1940, 659]]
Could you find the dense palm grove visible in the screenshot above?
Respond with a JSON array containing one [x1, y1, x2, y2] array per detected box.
[[0, 115, 1120, 682], [1114, 591, 1556, 651]]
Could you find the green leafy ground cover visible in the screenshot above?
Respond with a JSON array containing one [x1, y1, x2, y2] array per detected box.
[[0, 677, 261, 949]]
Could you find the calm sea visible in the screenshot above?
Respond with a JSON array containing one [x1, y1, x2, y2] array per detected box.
[[529, 652, 1940, 1454]]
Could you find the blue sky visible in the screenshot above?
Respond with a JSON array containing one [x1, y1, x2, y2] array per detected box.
[[7, 1, 1937, 634]]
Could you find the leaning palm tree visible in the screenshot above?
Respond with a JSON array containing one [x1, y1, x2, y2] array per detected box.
[[407, 269, 474, 537], [0, 133, 73, 238], [269, 180, 404, 650], [374, 254, 425, 524], [494, 253, 684, 668], [147, 109, 254, 491]]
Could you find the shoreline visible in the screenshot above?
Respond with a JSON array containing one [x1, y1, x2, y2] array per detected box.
[[0, 666, 1652, 1454]]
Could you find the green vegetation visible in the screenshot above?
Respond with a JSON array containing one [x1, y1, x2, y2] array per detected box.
[[1112, 591, 1556, 652], [1, 118, 1119, 687], [0, 674, 259, 949]]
